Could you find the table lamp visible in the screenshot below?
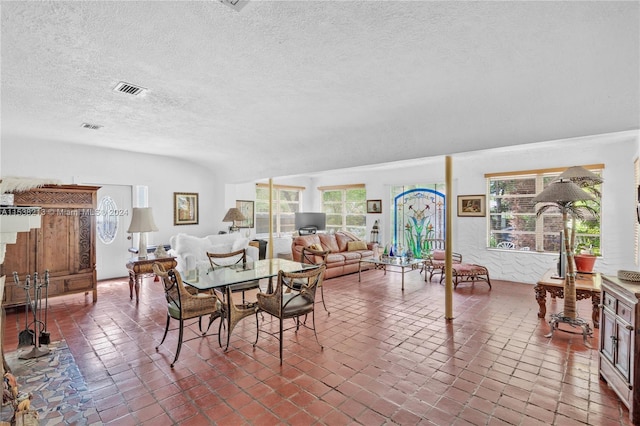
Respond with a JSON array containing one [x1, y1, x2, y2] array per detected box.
[[223, 207, 245, 233], [127, 207, 158, 259]]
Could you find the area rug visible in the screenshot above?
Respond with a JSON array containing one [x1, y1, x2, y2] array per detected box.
[[1, 341, 96, 425]]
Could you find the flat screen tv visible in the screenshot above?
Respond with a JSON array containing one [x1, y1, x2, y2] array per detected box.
[[295, 212, 326, 234], [557, 230, 566, 278]]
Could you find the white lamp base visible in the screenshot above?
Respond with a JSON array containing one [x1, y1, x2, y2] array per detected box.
[[138, 232, 148, 259]]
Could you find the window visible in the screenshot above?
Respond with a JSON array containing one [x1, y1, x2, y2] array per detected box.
[[320, 185, 366, 238], [96, 196, 118, 244], [487, 166, 602, 253], [255, 184, 302, 235]]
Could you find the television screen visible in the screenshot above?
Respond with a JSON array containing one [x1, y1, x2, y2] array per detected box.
[[294, 212, 326, 233]]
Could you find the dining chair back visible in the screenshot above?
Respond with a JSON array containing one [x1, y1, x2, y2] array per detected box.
[[300, 245, 331, 314], [206, 249, 260, 351]]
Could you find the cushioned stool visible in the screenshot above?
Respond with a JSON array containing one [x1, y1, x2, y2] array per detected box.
[[441, 263, 491, 290]]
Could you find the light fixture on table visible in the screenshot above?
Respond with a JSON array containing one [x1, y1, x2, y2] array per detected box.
[[532, 170, 600, 343], [223, 207, 245, 233], [127, 207, 158, 259]]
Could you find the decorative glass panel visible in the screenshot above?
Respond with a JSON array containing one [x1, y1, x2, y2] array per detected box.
[[96, 196, 118, 244]]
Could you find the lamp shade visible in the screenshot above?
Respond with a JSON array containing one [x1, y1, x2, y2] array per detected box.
[[127, 207, 159, 233], [532, 179, 595, 204], [556, 166, 603, 185], [222, 207, 245, 222]]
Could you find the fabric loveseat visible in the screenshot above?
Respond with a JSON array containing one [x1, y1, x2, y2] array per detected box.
[[291, 232, 378, 279], [168, 233, 259, 273]]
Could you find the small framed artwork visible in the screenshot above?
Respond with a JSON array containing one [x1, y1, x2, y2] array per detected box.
[[367, 199, 382, 214], [174, 192, 199, 225], [236, 200, 254, 228], [457, 195, 486, 217]]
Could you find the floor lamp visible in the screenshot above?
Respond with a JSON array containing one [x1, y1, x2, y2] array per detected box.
[[532, 178, 596, 342]]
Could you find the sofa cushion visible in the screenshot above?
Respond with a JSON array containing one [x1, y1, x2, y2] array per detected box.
[[433, 250, 445, 260], [173, 234, 208, 258], [319, 234, 340, 253], [335, 233, 353, 252], [347, 240, 367, 251], [232, 237, 249, 252]]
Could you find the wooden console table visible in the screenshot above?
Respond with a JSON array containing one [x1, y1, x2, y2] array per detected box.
[[126, 255, 177, 302], [534, 269, 601, 327]]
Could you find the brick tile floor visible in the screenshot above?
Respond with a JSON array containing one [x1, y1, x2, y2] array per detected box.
[[1, 268, 633, 425]]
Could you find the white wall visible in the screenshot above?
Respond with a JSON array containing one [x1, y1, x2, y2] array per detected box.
[[1, 138, 225, 246], [3, 130, 638, 284], [282, 131, 639, 284]]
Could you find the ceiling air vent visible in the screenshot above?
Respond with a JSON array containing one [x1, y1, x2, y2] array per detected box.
[[219, 0, 248, 12], [81, 123, 103, 130], [113, 81, 146, 96]]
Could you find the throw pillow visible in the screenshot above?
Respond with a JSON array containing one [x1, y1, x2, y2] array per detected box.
[[347, 240, 367, 251], [309, 243, 324, 252]]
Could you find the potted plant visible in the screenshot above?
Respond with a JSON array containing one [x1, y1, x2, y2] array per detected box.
[[574, 241, 598, 273]]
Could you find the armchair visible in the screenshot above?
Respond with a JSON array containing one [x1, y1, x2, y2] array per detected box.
[[423, 250, 462, 282]]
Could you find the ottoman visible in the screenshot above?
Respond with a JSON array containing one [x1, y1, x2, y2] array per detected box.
[[442, 263, 491, 290]]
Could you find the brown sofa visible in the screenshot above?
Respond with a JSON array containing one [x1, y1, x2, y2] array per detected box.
[[291, 232, 378, 279]]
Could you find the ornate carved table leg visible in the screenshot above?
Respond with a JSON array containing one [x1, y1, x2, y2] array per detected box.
[[592, 291, 601, 328], [534, 284, 547, 319]]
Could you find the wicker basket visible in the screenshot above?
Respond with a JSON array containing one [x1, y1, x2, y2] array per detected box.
[[618, 270, 640, 282]]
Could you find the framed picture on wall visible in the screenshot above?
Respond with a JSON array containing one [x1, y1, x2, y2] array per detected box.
[[236, 200, 254, 228], [174, 192, 199, 225], [367, 200, 382, 214], [457, 195, 486, 217]]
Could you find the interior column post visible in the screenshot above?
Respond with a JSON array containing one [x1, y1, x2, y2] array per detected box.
[[445, 156, 454, 320], [268, 178, 274, 259]]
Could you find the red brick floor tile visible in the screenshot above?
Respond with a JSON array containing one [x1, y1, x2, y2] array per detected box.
[[3, 275, 633, 425]]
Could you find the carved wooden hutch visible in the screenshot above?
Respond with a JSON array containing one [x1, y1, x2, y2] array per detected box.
[[599, 275, 640, 424], [1, 185, 99, 307]]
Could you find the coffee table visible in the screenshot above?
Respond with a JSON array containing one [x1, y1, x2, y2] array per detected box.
[[358, 257, 424, 290]]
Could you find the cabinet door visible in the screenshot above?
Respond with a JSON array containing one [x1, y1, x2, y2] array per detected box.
[[601, 309, 615, 363], [614, 320, 632, 381], [38, 213, 73, 275]]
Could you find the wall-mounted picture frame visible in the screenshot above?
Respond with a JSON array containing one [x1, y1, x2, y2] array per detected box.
[[367, 199, 382, 214], [236, 200, 254, 228], [174, 192, 199, 225], [457, 195, 486, 217]]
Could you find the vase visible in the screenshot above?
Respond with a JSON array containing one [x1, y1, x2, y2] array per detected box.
[[574, 254, 597, 273]]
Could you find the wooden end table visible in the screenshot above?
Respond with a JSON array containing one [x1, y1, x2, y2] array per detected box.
[[534, 269, 601, 328], [126, 255, 177, 302]]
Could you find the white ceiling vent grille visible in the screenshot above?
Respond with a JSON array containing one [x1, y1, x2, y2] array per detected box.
[[81, 123, 103, 130], [219, 0, 248, 12], [113, 81, 146, 96]]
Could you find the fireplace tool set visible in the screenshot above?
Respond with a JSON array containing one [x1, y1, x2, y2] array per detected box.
[[13, 270, 50, 359]]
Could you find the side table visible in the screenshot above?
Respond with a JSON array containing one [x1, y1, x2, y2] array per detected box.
[[534, 269, 601, 327], [126, 255, 177, 302]]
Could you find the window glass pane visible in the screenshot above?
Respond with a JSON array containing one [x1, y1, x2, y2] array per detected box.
[[255, 186, 301, 234], [321, 187, 366, 238], [488, 169, 602, 253]]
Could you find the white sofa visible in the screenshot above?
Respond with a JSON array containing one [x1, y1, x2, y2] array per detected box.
[[168, 233, 259, 272]]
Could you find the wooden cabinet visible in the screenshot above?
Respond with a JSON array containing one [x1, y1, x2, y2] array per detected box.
[[1, 185, 99, 307], [599, 275, 640, 424]]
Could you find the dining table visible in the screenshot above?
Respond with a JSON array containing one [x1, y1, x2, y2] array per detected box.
[[181, 258, 318, 349]]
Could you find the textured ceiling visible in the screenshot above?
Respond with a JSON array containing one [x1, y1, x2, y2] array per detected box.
[[1, 1, 638, 183]]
